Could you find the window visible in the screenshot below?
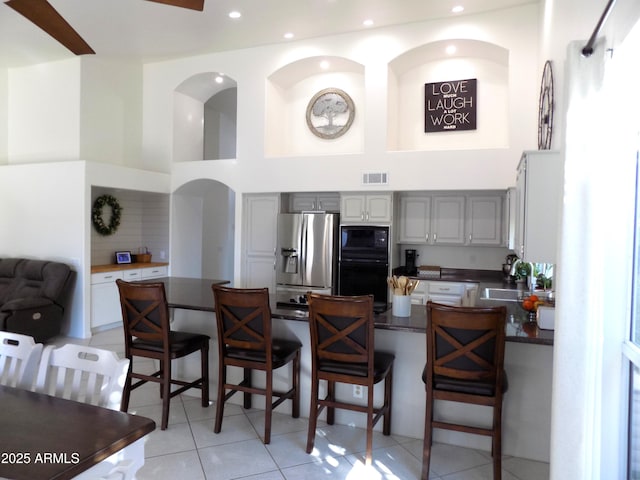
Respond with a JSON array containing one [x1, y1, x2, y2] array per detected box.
[[629, 153, 640, 479]]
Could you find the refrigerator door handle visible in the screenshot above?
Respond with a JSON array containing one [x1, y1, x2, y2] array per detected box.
[[301, 214, 308, 283]]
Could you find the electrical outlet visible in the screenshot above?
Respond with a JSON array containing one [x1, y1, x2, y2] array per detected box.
[[353, 385, 363, 398]]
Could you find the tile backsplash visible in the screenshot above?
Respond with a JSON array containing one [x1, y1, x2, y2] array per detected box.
[[91, 188, 170, 266]]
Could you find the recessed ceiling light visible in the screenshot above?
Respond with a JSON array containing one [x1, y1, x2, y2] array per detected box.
[[446, 45, 457, 55], [320, 60, 330, 70], [452, 5, 464, 13], [215, 76, 224, 84], [284, 32, 294, 39], [228, 11, 241, 19], [363, 19, 374, 27]]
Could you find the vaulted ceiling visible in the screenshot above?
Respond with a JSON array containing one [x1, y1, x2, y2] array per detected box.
[[0, 0, 537, 69]]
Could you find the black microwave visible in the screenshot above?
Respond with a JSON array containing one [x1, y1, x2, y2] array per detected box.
[[339, 225, 389, 262]]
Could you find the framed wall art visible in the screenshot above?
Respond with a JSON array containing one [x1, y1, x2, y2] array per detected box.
[[306, 88, 355, 139], [425, 78, 477, 133]]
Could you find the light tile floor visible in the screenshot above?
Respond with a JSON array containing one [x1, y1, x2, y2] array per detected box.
[[52, 327, 550, 480]]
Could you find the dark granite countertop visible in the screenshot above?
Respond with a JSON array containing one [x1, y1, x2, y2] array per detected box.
[[271, 268, 554, 346], [140, 275, 553, 346], [272, 300, 553, 346]]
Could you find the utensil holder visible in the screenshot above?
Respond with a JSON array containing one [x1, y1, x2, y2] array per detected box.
[[392, 295, 411, 317]]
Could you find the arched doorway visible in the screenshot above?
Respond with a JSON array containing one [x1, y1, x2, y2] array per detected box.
[[171, 179, 235, 282]]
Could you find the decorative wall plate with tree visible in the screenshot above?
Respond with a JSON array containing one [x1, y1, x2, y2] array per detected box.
[[306, 88, 355, 139]]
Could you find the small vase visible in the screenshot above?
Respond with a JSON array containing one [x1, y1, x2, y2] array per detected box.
[[392, 295, 411, 317]]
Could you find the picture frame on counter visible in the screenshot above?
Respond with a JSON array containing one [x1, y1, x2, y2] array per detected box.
[[115, 251, 132, 264]]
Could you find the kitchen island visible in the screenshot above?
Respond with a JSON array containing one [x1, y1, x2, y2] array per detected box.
[[147, 275, 553, 463]]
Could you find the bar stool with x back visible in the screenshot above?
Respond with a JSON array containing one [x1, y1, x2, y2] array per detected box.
[[212, 285, 302, 444], [422, 301, 508, 480], [306, 293, 395, 465], [116, 279, 210, 430]]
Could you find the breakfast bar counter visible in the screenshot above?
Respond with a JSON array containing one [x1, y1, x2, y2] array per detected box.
[[140, 276, 553, 463], [271, 301, 554, 345]]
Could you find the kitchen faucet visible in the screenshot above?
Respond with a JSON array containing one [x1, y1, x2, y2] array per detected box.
[[509, 259, 536, 291]]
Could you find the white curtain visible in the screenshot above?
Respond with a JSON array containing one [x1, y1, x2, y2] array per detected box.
[[551, 36, 639, 479]]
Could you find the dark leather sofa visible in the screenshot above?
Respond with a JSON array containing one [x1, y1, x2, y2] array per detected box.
[[0, 258, 75, 342]]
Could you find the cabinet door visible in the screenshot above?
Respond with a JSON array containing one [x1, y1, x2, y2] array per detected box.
[[505, 188, 516, 250], [91, 271, 124, 329], [410, 280, 428, 305], [290, 194, 317, 212], [243, 194, 279, 290], [432, 196, 465, 245], [366, 194, 392, 223], [466, 195, 503, 246], [316, 193, 340, 212], [399, 196, 431, 243], [245, 256, 276, 289], [515, 162, 526, 257], [520, 151, 563, 263], [245, 195, 279, 256], [341, 195, 367, 222]]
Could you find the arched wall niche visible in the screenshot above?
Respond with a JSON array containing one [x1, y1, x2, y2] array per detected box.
[[171, 178, 235, 282], [387, 39, 510, 152], [173, 72, 238, 162], [265, 56, 365, 157]]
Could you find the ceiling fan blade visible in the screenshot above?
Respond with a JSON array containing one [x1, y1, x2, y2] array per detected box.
[[5, 0, 94, 55], [145, 0, 204, 11]]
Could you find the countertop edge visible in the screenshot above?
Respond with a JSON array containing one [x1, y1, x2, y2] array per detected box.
[[91, 262, 169, 273]]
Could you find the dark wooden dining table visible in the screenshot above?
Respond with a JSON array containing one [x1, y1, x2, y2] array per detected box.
[[0, 385, 155, 480]]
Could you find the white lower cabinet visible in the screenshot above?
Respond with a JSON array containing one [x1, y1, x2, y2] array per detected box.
[[91, 271, 124, 329], [91, 265, 168, 329], [410, 281, 428, 305], [409, 280, 478, 307]]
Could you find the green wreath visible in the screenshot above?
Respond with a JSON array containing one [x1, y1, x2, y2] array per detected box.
[[92, 195, 122, 236]]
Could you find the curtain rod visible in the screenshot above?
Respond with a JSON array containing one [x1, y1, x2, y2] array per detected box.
[[582, 0, 617, 57]]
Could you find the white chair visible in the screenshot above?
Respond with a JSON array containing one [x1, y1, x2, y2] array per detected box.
[[35, 344, 130, 411], [0, 331, 43, 389]]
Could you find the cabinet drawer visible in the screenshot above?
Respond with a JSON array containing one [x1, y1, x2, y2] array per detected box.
[[142, 266, 168, 279], [428, 282, 465, 295], [91, 271, 123, 284], [123, 269, 143, 280]]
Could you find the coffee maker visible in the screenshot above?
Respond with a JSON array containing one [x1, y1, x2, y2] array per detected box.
[[503, 253, 518, 283], [405, 249, 418, 275]]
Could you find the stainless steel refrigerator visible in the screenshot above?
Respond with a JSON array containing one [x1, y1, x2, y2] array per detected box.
[[275, 212, 339, 308]]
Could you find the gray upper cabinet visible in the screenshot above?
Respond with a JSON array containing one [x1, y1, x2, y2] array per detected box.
[[399, 192, 505, 246], [398, 194, 465, 245], [289, 193, 340, 212], [514, 151, 563, 263], [341, 193, 393, 223], [465, 194, 504, 246]]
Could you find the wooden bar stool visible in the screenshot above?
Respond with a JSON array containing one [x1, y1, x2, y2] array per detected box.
[[306, 293, 394, 465], [212, 285, 301, 444], [422, 301, 508, 480], [117, 279, 210, 430]]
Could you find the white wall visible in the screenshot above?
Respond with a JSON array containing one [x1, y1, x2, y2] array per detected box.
[[0, 70, 7, 164], [144, 4, 540, 191], [173, 91, 204, 163], [80, 58, 142, 167], [0, 161, 86, 337], [8, 58, 81, 163]]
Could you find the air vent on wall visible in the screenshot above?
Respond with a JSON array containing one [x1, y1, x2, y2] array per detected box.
[[362, 172, 389, 185]]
